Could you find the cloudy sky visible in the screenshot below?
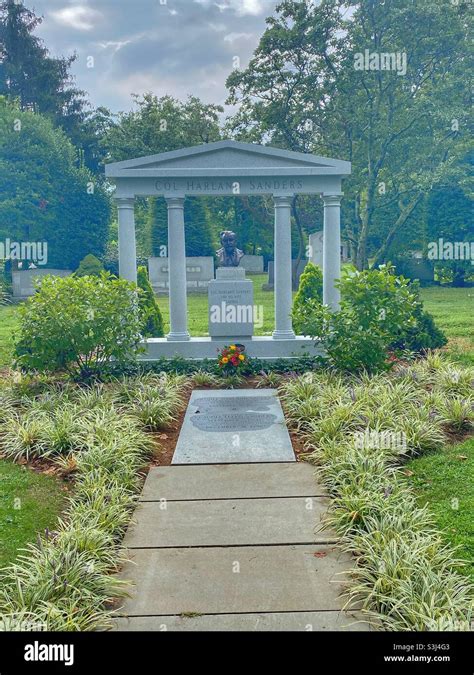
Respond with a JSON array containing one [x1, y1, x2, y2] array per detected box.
[[30, 0, 280, 114]]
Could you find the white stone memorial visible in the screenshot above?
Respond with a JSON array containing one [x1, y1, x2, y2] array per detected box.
[[105, 140, 351, 360], [208, 267, 254, 338]]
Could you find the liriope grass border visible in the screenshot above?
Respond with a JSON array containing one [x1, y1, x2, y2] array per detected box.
[[0, 373, 189, 632], [279, 358, 474, 632]]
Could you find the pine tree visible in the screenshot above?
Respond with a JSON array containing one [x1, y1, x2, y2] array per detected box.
[[292, 262, 323, 334], [137, 266, 164, 338], [75, 255, 104, 277]]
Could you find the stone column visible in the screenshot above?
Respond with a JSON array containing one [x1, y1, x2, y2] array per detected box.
[[166, 197, 190, 341], [272, 195, 296, 339], [116, 197, 137, 284], [322, 194, 342, 311]]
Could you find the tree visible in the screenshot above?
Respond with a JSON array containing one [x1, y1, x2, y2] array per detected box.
[[227, 0, 470, 269], [292, 262, 323, 334], [137, 266, 164, 338], [0, 1, 111, 173], [0, 99, 110, 269], [75, 254, 104, 277], [103, 93, 223, 163], [425, 182, 473, 286]]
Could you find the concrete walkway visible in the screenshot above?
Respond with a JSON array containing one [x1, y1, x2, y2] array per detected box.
[[113, 463, 363, 631]]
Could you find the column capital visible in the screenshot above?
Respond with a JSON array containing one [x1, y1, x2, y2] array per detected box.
[[273, 195, 294, 208], [115, 196, 135, 209], [165, 196, 185, 209], [322, 194, 342, 207]]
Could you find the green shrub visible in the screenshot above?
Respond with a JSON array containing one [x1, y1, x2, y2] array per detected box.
[[14, 273, 142, 379], [297, 265, 419, 372], [292, 262, 323, 333], [390, 282, 447, 353], [75, 254, 104, 278], [137, 266, 164, 337]]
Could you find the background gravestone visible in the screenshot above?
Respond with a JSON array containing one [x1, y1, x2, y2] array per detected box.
[[12, 268, 72, 299], [240, 255, 264, 274], [149, 256, 214, 295], [262, 260, 307, 291]]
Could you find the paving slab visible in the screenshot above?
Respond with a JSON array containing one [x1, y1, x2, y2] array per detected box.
[[117, 545, 351, 616], [123, 497, 336, 548], [111, 611, 368, 632], [141, 462, 324, 501], [172, 389, 295, 464]]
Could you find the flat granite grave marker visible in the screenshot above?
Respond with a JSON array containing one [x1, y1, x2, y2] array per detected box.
[[172, 389, 295, 464]]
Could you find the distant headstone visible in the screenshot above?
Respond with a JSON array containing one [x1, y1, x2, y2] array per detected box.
[[240, 255, 264, 274], [263, 259, 307, 291], [149, 256, 214, 295], [309, 231, 351, 267], [12, 268, 72, 298]]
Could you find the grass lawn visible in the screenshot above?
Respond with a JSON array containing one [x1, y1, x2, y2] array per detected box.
[[420, 286, 474, 365], [406, 436, 474, 580], [0, 460, 67, 569], [0, 305, 18, 370]]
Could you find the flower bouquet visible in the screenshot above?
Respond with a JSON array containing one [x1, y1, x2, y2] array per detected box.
[[217, 344, 247, 374]]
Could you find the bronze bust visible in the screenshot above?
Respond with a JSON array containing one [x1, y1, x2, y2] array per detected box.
[[216, 230, 244, 267]]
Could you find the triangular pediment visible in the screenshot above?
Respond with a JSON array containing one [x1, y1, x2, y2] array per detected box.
[[105, 140, 350, 178]]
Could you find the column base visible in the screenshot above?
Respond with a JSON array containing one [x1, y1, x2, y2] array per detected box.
[[166, 332, 191, 342], [272, 329, 296, 340]]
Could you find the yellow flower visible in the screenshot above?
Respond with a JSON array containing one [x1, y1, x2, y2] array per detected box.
[[222, 356, 229, 364], [229, 345, 236, 350], [239, 354, 245, 361]]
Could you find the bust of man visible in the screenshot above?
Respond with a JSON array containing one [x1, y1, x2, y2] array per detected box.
[[216, 230, 244, 267]]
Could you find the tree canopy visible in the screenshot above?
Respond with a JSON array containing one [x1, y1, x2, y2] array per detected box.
[[0, 98, 110, 270], [227, 0, 471, 268]]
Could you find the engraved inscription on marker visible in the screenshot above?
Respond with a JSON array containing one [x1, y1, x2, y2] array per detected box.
[[190, 395, 277, 433], [192, 412, 275, 432]]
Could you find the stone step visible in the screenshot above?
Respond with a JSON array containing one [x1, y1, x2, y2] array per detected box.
[[124, 497, 337, 548], [112, 611, 367, 632], [117, 545, 351, 616], [141, 462, 324, 501]]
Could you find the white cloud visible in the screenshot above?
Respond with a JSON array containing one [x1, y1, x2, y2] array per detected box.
[[50, 5, 102, 32], [196, 0, 268, 17], [224, 32, 254, 43]]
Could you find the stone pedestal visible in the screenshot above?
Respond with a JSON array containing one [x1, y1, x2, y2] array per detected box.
[[208, 268, 254, 339]]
